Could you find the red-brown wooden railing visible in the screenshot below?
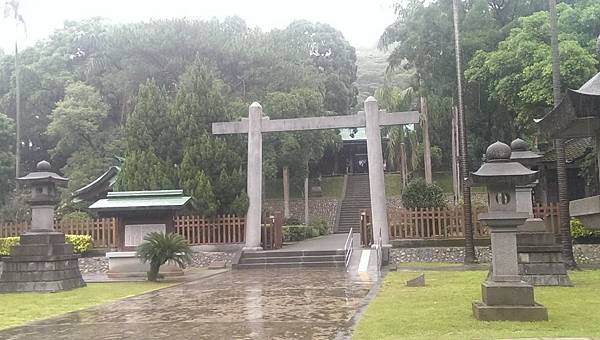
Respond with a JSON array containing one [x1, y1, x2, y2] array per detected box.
[[174, 215, 245, 245], [261, 212, 283, 250], [382, 203, 560, 240]]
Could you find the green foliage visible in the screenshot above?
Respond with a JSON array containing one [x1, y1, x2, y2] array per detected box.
[[0, 237, 19, 256], [61, 211, 92, 221], [115, 150, 174, 191], [401, 178, 447, 209], [0, 113, 15, 206], [309, 217, 330, 236], [282, 225, 320, 242], [125, 79, 176, 161], [136, 232, 192, 281], [570, 218, 600, 241], [466, 2, 599, 133], [0, 234, 92, 255], [65, 234, 93, 254]]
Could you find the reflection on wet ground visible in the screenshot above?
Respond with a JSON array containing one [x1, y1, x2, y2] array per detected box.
[[0, 269, 378, 340]]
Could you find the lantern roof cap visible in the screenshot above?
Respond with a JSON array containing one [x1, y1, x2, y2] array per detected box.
[[510, 138, 542, 163], [17, 161, 68, 185], [474, 142, 538, 185], [486, 141, 511, 162]]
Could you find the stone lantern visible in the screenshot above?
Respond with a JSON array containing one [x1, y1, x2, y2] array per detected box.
[[510, 138, 544, 231], [510, 138, 571, 286], [0, 161, 85, 292], [471, 142, 548, 321]]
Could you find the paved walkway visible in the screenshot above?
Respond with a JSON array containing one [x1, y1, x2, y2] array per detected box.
[[0, 268, 378, 339], [282, 233, 359, 251]]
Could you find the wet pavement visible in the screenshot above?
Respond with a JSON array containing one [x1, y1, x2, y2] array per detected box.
[[0, 268, 378, 340]]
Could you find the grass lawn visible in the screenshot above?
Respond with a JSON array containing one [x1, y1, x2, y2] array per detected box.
[[354, 270, 600, 340], [0, 282, 171, 330]]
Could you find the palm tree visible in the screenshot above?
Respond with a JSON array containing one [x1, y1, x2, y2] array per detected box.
[[3, 0, 25, 182], [452, 0, 476, 264], [548, 0, 577, 269], [137, 232, 192, 281]]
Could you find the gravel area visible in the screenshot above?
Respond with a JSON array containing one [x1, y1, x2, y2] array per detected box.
[[79, 257, 109, 274], [390, 244, 600, 264], [75, 251, 237, 274]]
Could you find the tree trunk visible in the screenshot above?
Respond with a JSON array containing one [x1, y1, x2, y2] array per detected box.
[[304, 177, 309, 226], [283, 166, 290, 219], [400, 142, 408, 188], [15, 40, 21, 186], [421, 94, 432, 184], [451, 106, 461, 205], [148, 261, 161, 281], [549, 0, 577, 269], [452, 0, 476, 264]]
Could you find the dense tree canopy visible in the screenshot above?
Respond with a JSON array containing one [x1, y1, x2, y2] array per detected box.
[[0, 16, 358, 214], [379, 0, 600, 168]]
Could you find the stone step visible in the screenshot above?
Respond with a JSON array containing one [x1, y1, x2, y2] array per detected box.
[[242, 250, 344, 258], [240, 255, 345, 264], [235, 261, 346, 270]]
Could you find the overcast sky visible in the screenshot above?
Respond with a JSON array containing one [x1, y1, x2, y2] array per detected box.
[[0, 0, 399, 53]]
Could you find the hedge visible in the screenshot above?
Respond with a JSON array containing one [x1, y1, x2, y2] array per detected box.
[[0, 235, 93, 256]]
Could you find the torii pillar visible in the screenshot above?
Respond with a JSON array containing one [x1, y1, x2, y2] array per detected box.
[[213, 97, 419, 250]]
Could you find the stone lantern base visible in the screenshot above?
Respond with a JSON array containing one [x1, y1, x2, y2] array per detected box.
[[0, 231, 85, 292], [472, 281, 548, 321], [517, 227, 571, 286]]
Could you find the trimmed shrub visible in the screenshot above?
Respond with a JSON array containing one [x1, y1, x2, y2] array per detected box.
[[402, 178, 447, 209], [283, 225, 320, 242], [0, 237, 19, 256], [309, 217, 329, 236], [0, 234, 93, 255], [65, 235, 93, 254], [570, 218, 600, 243]]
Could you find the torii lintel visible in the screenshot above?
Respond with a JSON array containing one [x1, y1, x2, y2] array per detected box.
[[212, 110, 419, 135]]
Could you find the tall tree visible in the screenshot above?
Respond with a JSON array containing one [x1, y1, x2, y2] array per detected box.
[[47, 81, 120, 192], [548, 0, 577, 269], [452, 0, 477, 264], [3, 0, 25, 182]]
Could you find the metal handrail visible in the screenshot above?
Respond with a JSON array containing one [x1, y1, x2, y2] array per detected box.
[[344, 228, 353, 270], [376, 230, 382, 274]]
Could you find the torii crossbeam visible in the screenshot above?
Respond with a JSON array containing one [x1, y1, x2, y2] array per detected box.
[[213, 96, 419, 250]]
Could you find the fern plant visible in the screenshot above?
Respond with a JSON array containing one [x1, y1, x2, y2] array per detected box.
[[136, 232, 192, 281]]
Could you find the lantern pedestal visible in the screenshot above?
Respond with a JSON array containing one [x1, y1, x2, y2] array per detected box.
[[472, 281, 549, 321], [0, 231, 85, 292], [472, 213, 548, 321], [0, 161, 85, 292]]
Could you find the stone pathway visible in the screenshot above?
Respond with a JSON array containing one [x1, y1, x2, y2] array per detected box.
[[0, 268, 378, 339]]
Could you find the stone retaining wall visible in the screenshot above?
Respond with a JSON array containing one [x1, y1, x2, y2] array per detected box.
[[391, 244, 600, 264], [264, 198, 339, 229]]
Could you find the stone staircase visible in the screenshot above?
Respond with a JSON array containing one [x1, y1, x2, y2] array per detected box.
[[335, 174, 371, 234], [234, 249, 346, 269]]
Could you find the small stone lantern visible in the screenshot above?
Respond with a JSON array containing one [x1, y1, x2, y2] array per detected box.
[[510, 138, 544, 231], [510, 138, 571, 286], [0, 161, 85, 292], [471, 142, 548, 321]]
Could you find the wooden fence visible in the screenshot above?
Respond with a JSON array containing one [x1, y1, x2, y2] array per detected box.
[[387, 203, 560, 240], [0, 218, 118, 248], [174, 215, 245, 245]]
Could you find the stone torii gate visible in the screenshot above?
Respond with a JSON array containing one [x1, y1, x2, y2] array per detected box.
[[213, 96, 419, 250]]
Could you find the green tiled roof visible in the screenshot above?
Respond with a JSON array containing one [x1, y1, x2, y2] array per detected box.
[[541, 137, 592, 163], [89, 190, 190, 212]]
